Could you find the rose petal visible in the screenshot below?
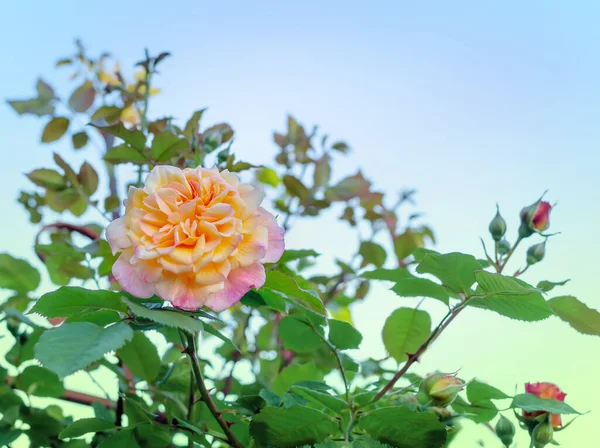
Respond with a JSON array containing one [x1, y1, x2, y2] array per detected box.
[[155, 277, 223, 310], [113, 252, 155, 298], [205, 262, 266, 312], [106, 217, 131, 255], [257, 208, 285, 263], [145, 165, 189, 193]]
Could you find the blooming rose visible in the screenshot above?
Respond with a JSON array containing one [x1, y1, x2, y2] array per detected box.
[[523, 382, 566, 428], [106, 166, 284, 311]]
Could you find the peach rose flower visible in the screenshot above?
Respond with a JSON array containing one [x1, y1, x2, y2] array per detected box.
[[106, 166, 284, 311], [523, 382, 566, 427]]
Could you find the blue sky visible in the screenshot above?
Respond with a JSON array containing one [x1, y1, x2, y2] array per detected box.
[[2, 1, 600, 446]]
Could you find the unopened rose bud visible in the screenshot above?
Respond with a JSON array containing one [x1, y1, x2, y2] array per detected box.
[[495, 415, 516, 447], [519, 196, 552, 238], [498, 238, 511, 255], [531, 419, 554, 448], [489, 206, 507, 242], [417, 373, 465, 407], [526, 241, 546, 265]]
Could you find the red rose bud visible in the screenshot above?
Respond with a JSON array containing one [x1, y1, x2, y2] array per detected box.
[[523, 382, 566, 428], [489, 206, 507, 242], [417, 373, 465, 407], [495, 415, 516, 447], [498, 238, 511, 256], [519, 196, 552, 238], [526, 240, 546, 265], [531, 419, 554, 448]]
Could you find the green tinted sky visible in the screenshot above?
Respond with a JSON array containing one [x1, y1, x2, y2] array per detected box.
[[2, 1, 600, 446]]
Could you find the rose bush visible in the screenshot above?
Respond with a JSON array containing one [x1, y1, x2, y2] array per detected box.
[[1, 42, 598, 448]]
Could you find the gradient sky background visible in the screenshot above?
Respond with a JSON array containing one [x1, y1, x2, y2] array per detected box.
[[2, 1, 600, 446]]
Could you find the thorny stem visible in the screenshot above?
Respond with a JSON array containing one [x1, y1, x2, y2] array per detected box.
[[184, 333, 244, 448], [371, 304, 466, 404], [115, 359, 125, 426], [187, 373, 196, 448]]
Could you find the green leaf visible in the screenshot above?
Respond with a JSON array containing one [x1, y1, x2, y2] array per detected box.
[[537, 279, 570, 293], [53, 152, 79, 185], [256, 166, 280, 187], [93, 402, 113, 422], [78, 162, 98, 196], [468, 272, 553, 321], [394, 230, 419, 260], [290, 386, 347, 413], [104, 143, 148, 164], [272, 362, 323, 396], [328, 319, 362, 350], [30, 287, 128, 318], [325, 172, 370, 201], [18, 365, 64, 398], [278, 315, 322, 353], [451, 395, 497, 423], [359, 241, 387, 268], [351, 437, 391, 448], [362, 268, 412, 282], [69, 81, 95, 112], [26, 169, 65, 190], [250, 406, 338, 447], [91, 105, 122, 123], [382, 308, 431, 363], [42, 117, 70, 143], [183, 108, 207, 140], [72, 131, 89, 149], [548, 295, 600, 336], [117, 332, 160, 382], [357, 406, 447, 448], [511, 394, 580, 414], [151, 131, 189, 161], [123, 297, 205, 334], [331, 141, 349, 153], [92, 122, 146, 150], [59, 418, 116, 439], [0, 253, 40, 294], [66, 310, 121, 327], [97, 429, 141, 448], [200, 321, 240, 352], [391, 278, 449, 305], [263, 271, 326, 315], [35, 322, 133, 377], [203, 123, 234, 151], [467, 381, 510, 403], [279, 249, 320, 264], [314, 154, 331, 189], [283, 175, 311, 204], [36, 79, 55, 100], [7, 98, 54, 116], [416, 252, 482, 294]]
